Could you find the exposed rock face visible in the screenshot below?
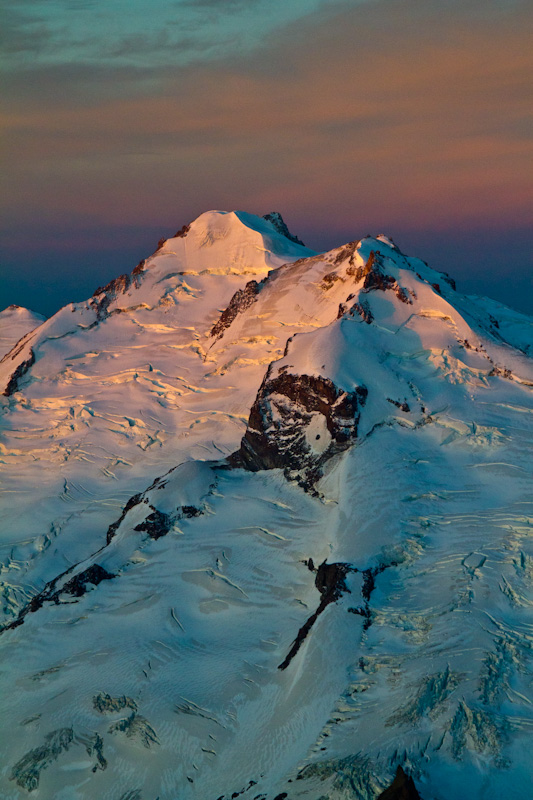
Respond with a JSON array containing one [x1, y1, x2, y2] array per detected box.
[[93, 693, 137, 714], [10, 728, 75, 791], [377, 766, 421, 800], [105, 492, 143, 544], [108, 713, 159, 749], [134, 509, 172, 540], [91, 262, 146, 320], [3, 348, 35, 396], [352, 299, 374, 324], [360, 252, 414, 304], [278, 560, 353, 670], [54, 564, 115, 600], [263, 212, 306, 246], [233, 370, 367, 488], [173, 223, 190, 238], [0, 563, 115, 634], [210, 279, 262, 339]]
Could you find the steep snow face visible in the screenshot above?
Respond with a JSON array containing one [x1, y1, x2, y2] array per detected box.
[[0, 211, 314, 630], [0, 216, 532, 800], [0, 306, 45, 360]]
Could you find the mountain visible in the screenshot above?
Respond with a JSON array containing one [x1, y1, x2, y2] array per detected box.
[[0, 305, 46, 360], [0, 211, 532, 800]]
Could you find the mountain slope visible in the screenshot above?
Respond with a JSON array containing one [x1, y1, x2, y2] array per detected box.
[[0, 213, 532, 800], [0, 306, 46, 360], [0, 211, 314, 624]]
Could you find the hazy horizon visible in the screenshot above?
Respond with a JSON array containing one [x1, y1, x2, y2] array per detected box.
[[1, 0, 532, 317]]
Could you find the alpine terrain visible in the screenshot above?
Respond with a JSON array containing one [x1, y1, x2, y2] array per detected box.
[[0, 210, 532, 800]]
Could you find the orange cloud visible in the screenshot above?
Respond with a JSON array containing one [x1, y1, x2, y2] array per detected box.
[[2, 0, 532, 236]]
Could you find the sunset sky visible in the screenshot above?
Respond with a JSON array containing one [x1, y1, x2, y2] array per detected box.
[[1, 0, 532, 317]]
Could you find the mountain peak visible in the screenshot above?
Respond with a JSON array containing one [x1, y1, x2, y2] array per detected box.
[[0, 305, 46, 360], [0, 211, 532, 800], [262, 211, 306, 246], [150, 209, 314, 277]]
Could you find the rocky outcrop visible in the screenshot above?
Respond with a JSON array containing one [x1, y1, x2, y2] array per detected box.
[[263, 212, 306, 246], [134, 509, 172, 540], [56, 564, 115, 600], [105, 492, 143, 544], [361, 252, 414, 304], [232, 370, 367, 489], [91, 260, 146, 320], [377, 766, 421, 800], [173, 223, 190, 238], [93, 693, 137, 714], [210, 279, 263, 339], [3, 348, 35, 396], [108, 713, 159, 749], [10, 728, 75, 791], [279, 560, 354, 670], [156, 223, 191, 250], [0, 563, 115, 634]]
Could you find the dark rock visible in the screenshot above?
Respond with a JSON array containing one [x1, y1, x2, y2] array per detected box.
[[232, 371, 367, 489], [51, 564, 115, 601], [347, 251, 414, 305], [91, 260, 145, 320], [181, 505, 202, 517], [108, 713, 159, 749], [210, 280, 262, 339], [174, 223, 190, 238], [395, 286, 413, 304], [337, 302, 348, 319], [93, 692, 137, 714], [387, 398, 410, 412], [0, 562, 115, 635], [10, 728, 74, 791], [0, 330, 35, 366], [348, 563, 394, 631], [321, 271, 342, 290], [278, 561, 353, 670], [362, 253, 396, 293], [132, 259, 146, 277], [85, 733, 107, 773], [439, 272, 456, 290], [3, 348, 35, 396], [106, 492, 143, 544], [489, 365, 513, 379], [376, 766, 421, 800], [361, 568, 377, 601], [315, 561, 351, 601], [332, 240, 359, 267], [134, 509, 172, 540], [337, 293, 358, 318], [263, 212, 305, 246], [347, 604, 372, 630], [352, 300, 374, 324]]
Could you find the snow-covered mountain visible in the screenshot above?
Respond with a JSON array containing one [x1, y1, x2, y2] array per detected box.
[[0, 211, 532, 800], [0, 306, 46, 360]]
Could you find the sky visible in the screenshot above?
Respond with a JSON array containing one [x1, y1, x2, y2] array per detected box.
[[1, 0, 532, 318]]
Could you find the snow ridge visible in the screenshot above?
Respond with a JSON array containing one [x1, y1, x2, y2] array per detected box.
[[0, 211, 532, 800]]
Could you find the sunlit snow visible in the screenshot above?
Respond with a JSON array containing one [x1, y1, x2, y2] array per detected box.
[[0, 211, 532, 800]]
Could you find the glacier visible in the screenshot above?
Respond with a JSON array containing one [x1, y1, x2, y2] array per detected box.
[[0, 210, 532, 799]]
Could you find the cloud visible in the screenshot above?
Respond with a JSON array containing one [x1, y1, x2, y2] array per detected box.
[[178, 0, 261, 10], [1, 0, 532, 239]]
